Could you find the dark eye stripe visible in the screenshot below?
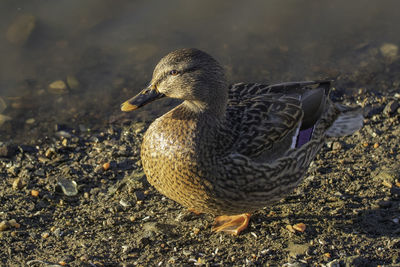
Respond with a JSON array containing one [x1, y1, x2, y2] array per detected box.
[[156, 66, 201, 86]]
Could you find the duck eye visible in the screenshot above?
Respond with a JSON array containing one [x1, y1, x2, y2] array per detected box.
[[169, 70, 179, 76]]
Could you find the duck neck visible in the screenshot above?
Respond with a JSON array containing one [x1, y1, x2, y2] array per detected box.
[[183, 80, 229, 119], [182, 98, 226, 119]]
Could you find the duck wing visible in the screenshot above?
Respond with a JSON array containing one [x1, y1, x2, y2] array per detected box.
[[225, 81, 331, 158]]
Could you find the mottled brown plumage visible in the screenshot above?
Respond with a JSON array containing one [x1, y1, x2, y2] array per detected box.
[[121, 48, 363, 233]]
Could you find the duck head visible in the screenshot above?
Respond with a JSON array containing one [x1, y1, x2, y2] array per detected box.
[[121, 48, 228, 116]]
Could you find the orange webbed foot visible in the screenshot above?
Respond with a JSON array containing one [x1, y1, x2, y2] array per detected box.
[[212, 213, 251, 235]]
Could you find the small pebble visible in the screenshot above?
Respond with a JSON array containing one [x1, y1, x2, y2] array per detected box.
[[267, 211, 276, 217], [31, 190, 39, 197], [122, 245, 129, 253], [41, 232, 49, 238], [192, 227, 200, 235], [62, 139, 68, 147], [45, 148, 55, 158], [102, 162, 110, 171], [0, 114, 12, 127], [168, 257, 177, 264], [37, 156, 49, 163], [380, 43, 398, 60], [195, 258, 205, 265], [6, 14, 36, 45], [373, 143, 379, 149], [0, 221, 8, 231], [324, 252, 331, 258], [57, 178, 78, 196], [183, 250, 191, 256], [0, 144, 17, 157], [332, 142, 342, 150], [11, 101, 22, 109], [293, 223, 306, 232], [119, 199, 130, 207], [382, 181, 392, 188], [12, 178, 24, 190], [25, 118, 35, 124], [56, 130, 72, 138], [66, 75, 80, 90], [8, 219, 20, 229], [134, 191, 145, 201], [383, 100, 399, 116], [286, 225, 295, 233], [48, 80, 68, 94], [106, 218, 114, 226]]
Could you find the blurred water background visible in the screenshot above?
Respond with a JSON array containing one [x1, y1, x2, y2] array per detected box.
[[0, 0, 399, 143]]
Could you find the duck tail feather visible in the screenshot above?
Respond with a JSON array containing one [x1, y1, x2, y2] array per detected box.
[[326, 105, 364, 137]]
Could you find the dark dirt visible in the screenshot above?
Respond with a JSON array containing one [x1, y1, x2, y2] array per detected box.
[[1, 43, 400, 266]]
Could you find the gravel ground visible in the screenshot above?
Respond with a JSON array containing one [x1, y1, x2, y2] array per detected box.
[[1, 85, 400, 267], [1, 44, 400, 266]]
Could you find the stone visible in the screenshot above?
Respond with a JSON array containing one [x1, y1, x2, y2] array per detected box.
[[12, 178, 24, 190], [0, 144, 17, 157], [66, 75, 80, 90], [6, 14, 36, 45], [380, 43, 398, 61], [332, 141, 342, 150], [48, 80, 68, 94], [56, 178, 78, 196], [378, 200, 392, 208], [0, 114, 12, 127], [383, 100, 399, 116], [0, 221, 8, 231], [25, 118, 35, 124], [134, 191, 145, 201]]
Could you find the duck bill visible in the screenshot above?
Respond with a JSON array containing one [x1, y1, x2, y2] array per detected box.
[[121, 86, 165, 112]]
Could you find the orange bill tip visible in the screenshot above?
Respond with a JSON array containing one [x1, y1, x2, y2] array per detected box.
[[121, 101, 138, 112]]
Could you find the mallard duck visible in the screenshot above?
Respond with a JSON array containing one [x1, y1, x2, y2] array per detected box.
[[121, 48, 363, 235]]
